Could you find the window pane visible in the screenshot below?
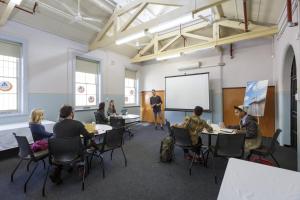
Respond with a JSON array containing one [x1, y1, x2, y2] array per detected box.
[[76, 72, 85, 83], [86, 84, 96, 95], [86, 95, 96, 106], [76, 83, 87, 95], [85, 73, 96, 84], [75, 95, 86, 106]]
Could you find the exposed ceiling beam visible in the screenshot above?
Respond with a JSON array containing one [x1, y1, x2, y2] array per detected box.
[[131, 25, 278, 63], [0, 1, 16, 26], [182, 32, 212, 41], [159, 34, 181, 52], [88, 0, 114, 14], [214, 4, 224, 19], [193, 0, 230, 14]]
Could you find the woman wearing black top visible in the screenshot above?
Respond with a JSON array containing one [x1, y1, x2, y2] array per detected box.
[[94, 102, 108, 124]]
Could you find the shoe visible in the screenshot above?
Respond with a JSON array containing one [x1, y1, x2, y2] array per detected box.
[[160, 126, 164, 130]]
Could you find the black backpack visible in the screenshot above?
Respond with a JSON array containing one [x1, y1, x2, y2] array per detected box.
[[160, 136, 174, 162]]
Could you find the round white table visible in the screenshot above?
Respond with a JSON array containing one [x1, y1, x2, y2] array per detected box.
[[95, 124, 113, 135]]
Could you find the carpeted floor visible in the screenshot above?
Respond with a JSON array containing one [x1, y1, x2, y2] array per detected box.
[[0, 123, 297, 200]]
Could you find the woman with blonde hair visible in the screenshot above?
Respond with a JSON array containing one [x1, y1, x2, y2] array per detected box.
[[29, 108, 53, 141]]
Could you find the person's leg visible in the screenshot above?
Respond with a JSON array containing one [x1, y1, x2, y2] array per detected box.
[[158, 111, 164, 129], [153, 111, 158, 129]]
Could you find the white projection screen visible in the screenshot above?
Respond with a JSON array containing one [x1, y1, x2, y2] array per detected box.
[[165, 73, 210, 110]]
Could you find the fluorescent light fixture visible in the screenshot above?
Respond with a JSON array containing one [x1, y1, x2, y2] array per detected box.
[[10, 0, 22, 5], [115, 31, 146, 45], [184, 46, 215, 54], [178, 62, 202, 71], [156, 53, 181, 61], [148, 13, 194, 34]]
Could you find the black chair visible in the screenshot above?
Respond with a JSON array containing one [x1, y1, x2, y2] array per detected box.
[[88, 128, 127, 178], [210, 133, 246, 184], [10, 133, 48, 193], [247, 129, 282, 167], [42, 136, 87, 196], [110, 116, 133, 137], [172, 127, 205, 176]]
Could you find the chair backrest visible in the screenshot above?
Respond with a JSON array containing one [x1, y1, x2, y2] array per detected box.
[[48, 136, 83, 163], [215, 134, 246, 158], [110, 117, 125, 129], [165, 119, 173, 136], [172, 127, 192, 147], [103, 128, 124, 150], [269, 129, 282, 153], [13, 133, 34, 158]]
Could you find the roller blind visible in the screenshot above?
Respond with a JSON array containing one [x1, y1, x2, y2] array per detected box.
[[76, 57, 99, 74], [125, 69, 136, 79], [0, 40, 21, 58]]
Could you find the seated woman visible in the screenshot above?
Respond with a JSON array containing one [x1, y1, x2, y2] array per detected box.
[[95, 102, 108, 124], [29, 108, 53, 141], [107, 100, 117, 116], [227, 105, 261, 153], [173, 106, 213, 161]]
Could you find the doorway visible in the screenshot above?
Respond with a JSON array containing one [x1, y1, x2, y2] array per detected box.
[[291, 57, 297, 150]]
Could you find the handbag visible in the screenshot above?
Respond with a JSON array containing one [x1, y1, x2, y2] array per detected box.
[[31, 140, 48, 152]]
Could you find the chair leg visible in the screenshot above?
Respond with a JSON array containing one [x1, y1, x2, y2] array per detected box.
[[26, 160, 32, 172], [99, 155, 105, 179], [81, 161, 86, 191], [85, 156, 90, 175], [246, 152, 252, 160], [189, 152, 196, 176], [212, 156, 218, 184], [110, 150, 114, 160], [270, 154, 280, 167], [42, 164, 51, 197], [11, 159, 23, 182], [24, 162, 39, 193], [205, 150, 210, 167], [120, 147, 127, 167], [200, 150, 206, 168], [42, 159, 46, 169], [89, 151, 95, 169]]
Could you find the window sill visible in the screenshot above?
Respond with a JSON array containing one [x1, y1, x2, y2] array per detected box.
[[123, 105, 140, 108], [0, 112, 28, 119], [75, 107, 97, 112]]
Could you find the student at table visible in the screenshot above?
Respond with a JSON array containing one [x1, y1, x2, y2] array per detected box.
[[150, 89, 164, 130], [174, 106, 213, 161], [227, 105, 261, 153], [50, 105, 92, 184], [107, 100, 117, 116], [95, 102, 109, 124], [29, 108, 53, 141]]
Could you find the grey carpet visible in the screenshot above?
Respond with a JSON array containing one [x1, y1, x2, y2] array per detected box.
[[0, 123, 297, 200]]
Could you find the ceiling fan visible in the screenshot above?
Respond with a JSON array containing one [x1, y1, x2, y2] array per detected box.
[[53, 0, 103, 24]]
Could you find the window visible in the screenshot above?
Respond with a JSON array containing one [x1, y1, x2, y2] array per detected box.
[[75, 57, 100, 108], [125, 69, 137, 105], [0, 40, 21, 113]]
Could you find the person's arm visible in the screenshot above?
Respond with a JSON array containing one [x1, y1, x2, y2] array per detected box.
[[202, 121, 213, 133], [227, 124, 240, 130], [173, 117, 190, 129], [40, 125, 54, 138], [31, 124, 53, 139], [80, 122, 93, 139], [156, 96, 162, 106], [237, 120, 258, 138], [150, 97, 156, 108]]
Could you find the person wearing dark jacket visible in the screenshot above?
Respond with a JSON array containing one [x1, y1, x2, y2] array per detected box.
[[95, 102, 108, 124], [29, 109, 53, 141], [227, 105, 261, 152], [50, 105, 93, 184]]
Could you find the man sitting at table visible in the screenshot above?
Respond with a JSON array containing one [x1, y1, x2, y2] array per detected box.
[[173, 106, 213, 161], [227, 105, 261, 153], [50, 105, 93, 184]]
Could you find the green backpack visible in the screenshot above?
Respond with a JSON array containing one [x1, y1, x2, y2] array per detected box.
[[160, 136, 174, 162]]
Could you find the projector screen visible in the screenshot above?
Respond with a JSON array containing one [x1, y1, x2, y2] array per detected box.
[[165, 73, 210, 111]]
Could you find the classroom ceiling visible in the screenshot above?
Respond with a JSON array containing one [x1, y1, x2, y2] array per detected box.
[[0, 0, 287, 57]]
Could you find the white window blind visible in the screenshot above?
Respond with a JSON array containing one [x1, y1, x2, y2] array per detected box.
[[125, 69, 137, 105], [75, 57, 100, 108], [0, 40, 21, 113]]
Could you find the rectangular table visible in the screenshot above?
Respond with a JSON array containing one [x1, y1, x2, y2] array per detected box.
[[0, 120, 55, 151]]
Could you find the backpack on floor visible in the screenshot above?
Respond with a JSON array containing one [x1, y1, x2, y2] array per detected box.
[[160, 136, 174, 162]]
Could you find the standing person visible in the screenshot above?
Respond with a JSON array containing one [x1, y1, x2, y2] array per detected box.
[[107, 100, 117, 116], [50, 105, 93, 184], [227, 105, 261, 153], [94, 102, 109, 124], [29, 108, 53, 141], [150, 89, 164, 130]]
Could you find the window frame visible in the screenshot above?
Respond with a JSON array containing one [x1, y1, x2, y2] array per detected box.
[[0, 35, 28, 118], [73, 56, 101, 111]]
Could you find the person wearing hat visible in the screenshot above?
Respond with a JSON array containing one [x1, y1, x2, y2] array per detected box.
[[227, 105, 261, 153]]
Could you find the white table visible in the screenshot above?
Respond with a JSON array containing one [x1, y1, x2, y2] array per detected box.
[[0, 120, 55, 151], [218, 158, 300, 200], [202, 124, 235, 146], [95, 124, 112, 135]]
